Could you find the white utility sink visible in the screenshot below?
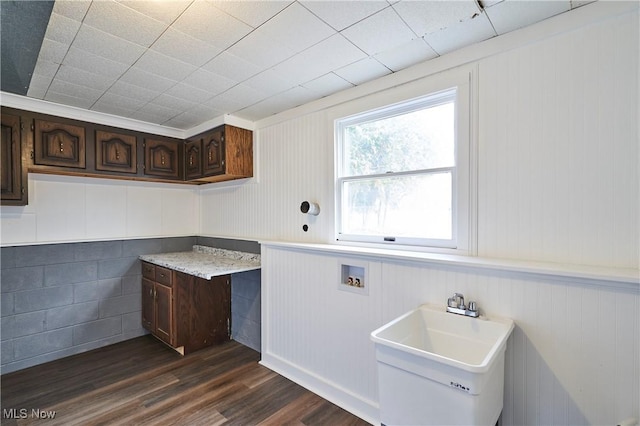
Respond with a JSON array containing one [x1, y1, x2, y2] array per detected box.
[[371, 304, 514, 425]]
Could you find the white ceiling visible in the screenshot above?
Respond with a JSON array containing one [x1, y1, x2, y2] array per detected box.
[[26, 0, 592, 130]]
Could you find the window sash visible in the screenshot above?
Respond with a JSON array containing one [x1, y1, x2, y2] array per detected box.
[[337, 167, 457, 248]]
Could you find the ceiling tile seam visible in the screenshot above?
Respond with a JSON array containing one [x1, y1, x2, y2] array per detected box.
[[477, 0, 499, 35], [385, 2, 442, 63], [298, 0, 394, 33]]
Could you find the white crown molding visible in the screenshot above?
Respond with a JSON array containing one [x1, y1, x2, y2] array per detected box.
[[0, 91, 187, 139]]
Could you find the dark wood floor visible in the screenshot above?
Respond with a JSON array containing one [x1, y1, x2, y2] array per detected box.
[[1, 336, 369, 426]]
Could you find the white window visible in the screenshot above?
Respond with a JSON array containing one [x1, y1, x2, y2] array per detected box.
[[335, 73, 474, 253]]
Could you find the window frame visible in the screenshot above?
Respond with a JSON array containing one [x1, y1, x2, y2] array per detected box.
[[332, 68, 475, 255]]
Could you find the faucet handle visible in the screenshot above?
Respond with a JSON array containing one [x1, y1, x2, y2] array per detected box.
[[447, 297, 457, 308], [468, 301, 477, 312]]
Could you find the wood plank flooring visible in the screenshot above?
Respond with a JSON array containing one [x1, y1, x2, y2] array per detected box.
[[1, 336, 370, 426]]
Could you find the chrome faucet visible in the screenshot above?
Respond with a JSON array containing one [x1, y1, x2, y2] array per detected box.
[[447, 293, 479, 318]]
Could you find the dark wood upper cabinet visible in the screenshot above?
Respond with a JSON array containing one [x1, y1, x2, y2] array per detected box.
[[95, 130, 137, 174], [185, 125, 252, 183], [184, 138, 202, 180], [34, 119, 86, 169], [202, 127, 224, 176], [1, 113, 27, 205], [144, 138, 182, 180]]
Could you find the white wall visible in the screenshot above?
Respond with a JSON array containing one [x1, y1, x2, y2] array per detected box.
[[0, 174, 199, 246], [201, 3, 639, 271]]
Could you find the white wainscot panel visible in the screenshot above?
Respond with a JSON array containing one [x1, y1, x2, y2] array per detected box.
[[34, 178, 86, 242], [261, 245, 639, 426], [261, 246, 382, 423], [85, 181, 127, 240], [161, 187, 199, 236], [126, 185, 162, 238], [0, 212, 37, 245]]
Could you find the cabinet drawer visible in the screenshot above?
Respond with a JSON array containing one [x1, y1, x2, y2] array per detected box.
[[142, 262, 155, 280], [155, 266, 172, 286]]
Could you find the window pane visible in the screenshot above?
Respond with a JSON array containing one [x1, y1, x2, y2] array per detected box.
[[341, 172, 452, 240], [343, 101, 454, 177]]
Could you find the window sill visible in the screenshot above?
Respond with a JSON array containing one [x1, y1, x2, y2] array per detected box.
[[259, 240, 639, 290]]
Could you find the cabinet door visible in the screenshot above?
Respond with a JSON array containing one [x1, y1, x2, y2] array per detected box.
[[184, 138, 202, 180], [141, 278, 155, 331], [34, 120, 86, 168], [1, 114, 24, 203], [154, 283, 173, 345], [144, 139, 181, 179], [174, 272, 231, 354], [95, 130, 137, 174], [202, 128, 224, 177]]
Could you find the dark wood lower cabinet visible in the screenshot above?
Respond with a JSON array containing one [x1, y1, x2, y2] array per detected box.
[[141, 261, 231, 355]]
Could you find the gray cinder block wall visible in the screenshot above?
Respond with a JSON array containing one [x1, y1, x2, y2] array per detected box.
[[1, 236, 262, 374]]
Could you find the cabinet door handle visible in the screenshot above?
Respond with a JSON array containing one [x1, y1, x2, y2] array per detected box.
[[59, 141, 64, 153]]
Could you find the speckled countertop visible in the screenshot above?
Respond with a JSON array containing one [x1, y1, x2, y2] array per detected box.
[[139, 245, 261, 280]]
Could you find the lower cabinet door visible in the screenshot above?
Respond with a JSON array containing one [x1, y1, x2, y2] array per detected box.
[[154, 284, 173, 345], [141, 278, 155, 331]]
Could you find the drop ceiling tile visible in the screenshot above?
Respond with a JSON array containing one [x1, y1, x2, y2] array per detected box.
[[26, 75, 50, 99], [73, 24, 146, 65], [149, 28, 222, 68], [107, 81, 161, 103], [341, 7, 417, 56], [424, 13, 496, 55], [55, 65, 117, 92], [486, 0, 571, 35], [133, 103, 180, 124], [393, 0, 481, 37], [161, 114, 201, 130], [334, 57, 391, 85], [38, 38, 70, 64], [226, 30, 296, 70], [272, 34, 367, 85], [201, 51, 262, 82], [172, 1, 253, 50], [120, 67, 178, 92], [239, 86, 317, 120], [48, 79, 104, 102], [91, 102, 139, 119], [134, 50, 198, 81], [208, 84, 268, 110], [52, 0, 91, 22], [210, 1, 291, 27], [62, 46, 131, 79], [149, 93, 198, 112], [374, 37, 438, 71], [93, 92, 146, 111], [164, 104, 222, 128], [117, 0, 192, 24], [43, 13, 82, 45], [83, 0, 169, 48], [165, 83, 215, 104], [302, 72, 354, 97], [300, 1, 389, 31], [32, 60, 60, 80], [256, 2, 336, 53], [45, 90, 98, 109], [181, 69, 237, 95], [243, 69, 297, 98]]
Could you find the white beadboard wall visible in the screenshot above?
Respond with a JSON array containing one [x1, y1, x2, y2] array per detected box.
[[0, 173, 200, 246], [477, 10, 639, 268], [201, 4, 639, 271], [260, 245, 639, 425]]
